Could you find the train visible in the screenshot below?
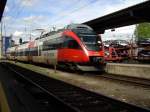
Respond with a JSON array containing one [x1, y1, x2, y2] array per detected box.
[[6, 24, 105, 71]]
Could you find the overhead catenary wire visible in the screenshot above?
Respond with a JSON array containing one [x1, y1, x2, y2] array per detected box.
[[44, 0, 100, 31], [4, 0, 101, 40], [3, 0, 102, 41]]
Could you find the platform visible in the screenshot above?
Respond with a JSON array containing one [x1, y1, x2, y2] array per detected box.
[[105, 63, 150, 79], [2, 60, 150, 109]]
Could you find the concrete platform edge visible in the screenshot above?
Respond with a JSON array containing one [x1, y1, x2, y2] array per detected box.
[[105, 63, 150, 79], [0, 82, 11, 112]]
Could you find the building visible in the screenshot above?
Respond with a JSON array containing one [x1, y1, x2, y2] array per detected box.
[[2, 36, 11, 56]]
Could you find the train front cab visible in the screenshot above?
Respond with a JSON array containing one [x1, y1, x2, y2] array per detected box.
[[58, 29, 105, 71]]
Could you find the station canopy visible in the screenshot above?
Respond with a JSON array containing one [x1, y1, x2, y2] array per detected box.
[[0, 0, 7, 21], [84, 0, 150, 33]]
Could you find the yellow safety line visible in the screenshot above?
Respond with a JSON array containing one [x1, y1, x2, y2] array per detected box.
[[0, 82, 10, 112]]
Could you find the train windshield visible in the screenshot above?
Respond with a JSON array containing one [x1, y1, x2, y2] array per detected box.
[[73, 28, 102, 51]]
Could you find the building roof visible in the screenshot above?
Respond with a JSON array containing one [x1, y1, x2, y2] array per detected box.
[[0, 0, 7, 21], [84, 1, 150, 33]]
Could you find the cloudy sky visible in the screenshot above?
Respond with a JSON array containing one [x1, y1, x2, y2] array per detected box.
[[2, 0, 147, 42]]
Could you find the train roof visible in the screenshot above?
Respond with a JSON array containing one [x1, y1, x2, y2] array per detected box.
[[35, 24, 93, 41], [66, 24, 93, 30], [8, 24, 94, 50]]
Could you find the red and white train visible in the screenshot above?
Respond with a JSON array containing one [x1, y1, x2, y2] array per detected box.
[[6, 24, 105, 71]]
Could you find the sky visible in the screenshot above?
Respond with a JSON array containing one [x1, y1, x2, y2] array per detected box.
[[2, 0, 148, 43]]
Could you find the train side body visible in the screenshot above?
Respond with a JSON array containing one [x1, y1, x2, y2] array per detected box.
[[6, 24, 105, 71]]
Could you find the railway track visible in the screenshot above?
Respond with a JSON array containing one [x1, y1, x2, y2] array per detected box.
[[96, 74, 150, 88], [6, 60, 150, 88], [1, 62, 150, 112]]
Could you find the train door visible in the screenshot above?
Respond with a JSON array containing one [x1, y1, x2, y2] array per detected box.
[[28, 41, 34, 62], [14, 46, 18, 60]]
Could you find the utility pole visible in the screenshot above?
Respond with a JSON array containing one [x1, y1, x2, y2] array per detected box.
[[0, 20, 3, 59]]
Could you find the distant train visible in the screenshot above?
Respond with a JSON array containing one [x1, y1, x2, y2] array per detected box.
[[6, 24, 105, 71]]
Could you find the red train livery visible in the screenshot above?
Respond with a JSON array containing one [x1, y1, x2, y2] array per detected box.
[[6, 24, 105, 71]]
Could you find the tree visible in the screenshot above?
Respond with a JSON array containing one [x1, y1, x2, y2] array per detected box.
[[134, 22, 150, 40]]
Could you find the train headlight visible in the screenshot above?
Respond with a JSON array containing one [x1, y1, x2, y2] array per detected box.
[[90, 56, 104, 63]]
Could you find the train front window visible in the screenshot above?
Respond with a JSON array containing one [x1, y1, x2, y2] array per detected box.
[[80, 35, 101, 51], [73, 29, 102, 51], [68, 40, 80, 49], [62, 37, 81, 49]]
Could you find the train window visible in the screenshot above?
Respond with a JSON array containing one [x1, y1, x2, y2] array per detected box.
[[73, 29, 102, 51], [42, 37, 63, 50], [68, 40, 80, 49], [62, 36, 68, 48], [25, 48, 29, 56], [62, 37, 80, 49]]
